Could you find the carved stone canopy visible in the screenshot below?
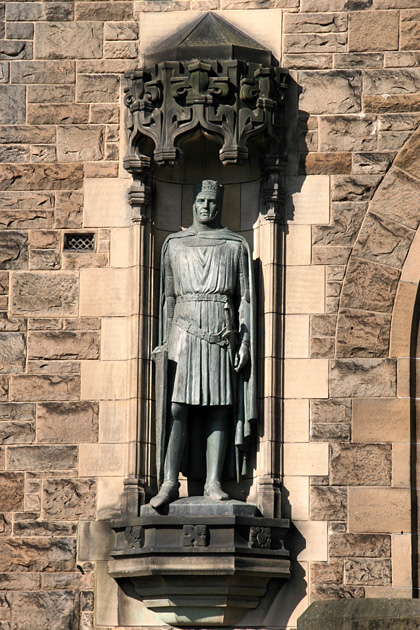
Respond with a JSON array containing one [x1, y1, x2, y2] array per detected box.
[[123, 12, 287, 175]]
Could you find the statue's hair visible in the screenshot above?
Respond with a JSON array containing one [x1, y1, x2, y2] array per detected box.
[[193, 180, 224, 208]]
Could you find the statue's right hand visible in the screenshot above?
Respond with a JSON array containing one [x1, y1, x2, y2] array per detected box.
[[152, 344, 167, 361]]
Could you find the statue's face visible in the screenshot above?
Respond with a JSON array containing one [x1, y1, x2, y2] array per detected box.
[[194, 191, 219, 224]]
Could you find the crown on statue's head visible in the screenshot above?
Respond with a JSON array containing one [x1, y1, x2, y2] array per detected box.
[[193, 180, 224, 203]]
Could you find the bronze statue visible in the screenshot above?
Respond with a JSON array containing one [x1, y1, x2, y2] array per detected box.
[[150, 180, 257, 508]]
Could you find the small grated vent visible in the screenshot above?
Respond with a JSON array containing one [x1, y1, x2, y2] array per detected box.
[[64, 233, 95, 252]]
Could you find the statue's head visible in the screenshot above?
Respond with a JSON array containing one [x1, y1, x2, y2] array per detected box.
[[193, 180, 224, 226]]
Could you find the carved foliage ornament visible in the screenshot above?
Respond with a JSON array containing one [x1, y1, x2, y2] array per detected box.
[[124, 59, 288, 173]]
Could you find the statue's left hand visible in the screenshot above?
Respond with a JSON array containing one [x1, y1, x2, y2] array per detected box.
[[234, 343, 250, 372]]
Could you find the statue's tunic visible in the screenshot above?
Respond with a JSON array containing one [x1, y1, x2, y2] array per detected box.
[[158, 226, 257, 481], [165, 235, 247, 407]]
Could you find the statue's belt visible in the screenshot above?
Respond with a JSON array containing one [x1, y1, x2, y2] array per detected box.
[[176, 294, 231, 304], [175, 317, 237, 347]]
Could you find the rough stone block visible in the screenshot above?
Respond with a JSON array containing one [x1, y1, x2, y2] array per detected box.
[[330, 359, 396, 397], [11, 272, 78, 316], [284, 33, 346, 54], [330, 443, 392, 486], [55, 191, 83, 229], [330, 533, 390, 558], [28, 104, 89, 125], [0, 232, 28, 270], [29, 250, 60, 271], [401, 10, 420, 50], [7, 445, 77, 470], [76, 74, 120, 103], [104, 21, 138, 40], [364, 69, 420, 94], [364, 94, 420, 112], [0, 164, 83, 191], [345, 559, 391, 586], [300, 71, 361, 115], [43, 478, 96, 519], [354, 212, 415, 269], [0, 573, 40, 590], [340, 258, 400, 313], [0, 62, 9, 84], [331, 175, 381, 202], [394, 126, 420, 182], [349, 10, 399, 51], [11, 60, 75, 84], [370, 169, 420, 230], [310, 423, 350, 441], [76, 1, 133, 20], [333, 52, 383, 68], [13, 590, 78, 629], [352, 152, 394, 174], [310, 399, 351, 425], [0, 210, 53, 230], [0, 333, 26, 373], [0, 145, 30, 162], [313, 202, 367, 247], [0, 472, 24, 511], [14, 521, 76, 537], [6, 22, 34, 40], [57, 126, 103, 162], [353, 398, 410, 443], [6, 3, 73, 21], [319, 116, 377, 151], [310, 559, 343, 586], [0, 40, 32, 60], [310, 486, 347, 520], [336, 309, 391, 358], [104, 41, 138, 59], [35, 22, 103, 59], [28, 84, 74, 104], [0, 403, 34, 420], [299, 153, 352, 175], [37, 401, 98, 443], [0, 86, 25, 124], [10, 374, 80, 402], [284, 12, 347, 33], [0, 537, 76, 571], [28, 331, 99, 361], [0, 421, 34, 444]]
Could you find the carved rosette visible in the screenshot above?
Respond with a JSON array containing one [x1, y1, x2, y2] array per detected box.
[[123, 60, 287, 177]]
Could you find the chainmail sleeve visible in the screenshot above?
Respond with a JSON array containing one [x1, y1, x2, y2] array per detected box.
[[238, 243, 251, 347], [164, 245, 175, 342]]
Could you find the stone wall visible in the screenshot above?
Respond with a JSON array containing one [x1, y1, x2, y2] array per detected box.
[[1, 1, 420, 629]]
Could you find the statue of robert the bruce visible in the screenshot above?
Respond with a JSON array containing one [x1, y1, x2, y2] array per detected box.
[[150, 180, 257, 509]]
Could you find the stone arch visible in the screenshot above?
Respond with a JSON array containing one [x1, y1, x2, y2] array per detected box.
[[335, 125, 420, 360], [332, 124, 420, 595]]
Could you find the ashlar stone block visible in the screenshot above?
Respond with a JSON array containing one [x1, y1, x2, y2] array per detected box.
[[348, 487, 411, 533], [349, 10, 399, 52], [352, 397, 410, 442], [35, 22, 103, 59]]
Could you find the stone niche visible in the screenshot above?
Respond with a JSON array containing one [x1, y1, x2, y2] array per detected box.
[[106, 12, 291, 627]]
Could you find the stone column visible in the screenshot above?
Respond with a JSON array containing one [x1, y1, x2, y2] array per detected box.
[[122, 176, 154, 516]]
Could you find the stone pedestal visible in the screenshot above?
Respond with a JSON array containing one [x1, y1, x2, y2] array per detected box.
[[108, 498, 290, 626]]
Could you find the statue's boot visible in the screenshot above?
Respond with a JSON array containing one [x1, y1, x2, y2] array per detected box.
[[204, 481, 230, 501], [150, 481, 179, 508]]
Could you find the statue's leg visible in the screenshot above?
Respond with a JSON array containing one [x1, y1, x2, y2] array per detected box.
[[204, 406, 230, 501], [150, 402, 188, 508]]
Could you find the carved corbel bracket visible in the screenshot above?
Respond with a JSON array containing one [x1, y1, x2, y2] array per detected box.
[[123, 61, 288, 175]]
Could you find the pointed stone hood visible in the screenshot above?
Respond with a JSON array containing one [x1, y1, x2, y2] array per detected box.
[[144, 12, 274, 66]]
